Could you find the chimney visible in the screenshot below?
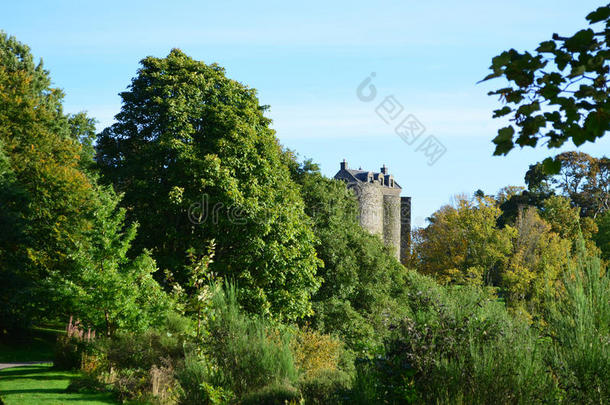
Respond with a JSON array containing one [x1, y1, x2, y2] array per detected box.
[[380, 164, 388, 174], [340, 159, 348, 170]]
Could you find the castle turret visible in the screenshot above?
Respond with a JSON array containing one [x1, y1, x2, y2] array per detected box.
[[333, 161, 410, 263]]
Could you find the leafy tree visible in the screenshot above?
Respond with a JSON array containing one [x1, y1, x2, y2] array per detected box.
[[502, 207, 570, 318], [287, 158, 408, 354], [483, 5, 610, 158], [497, 165, 555, 228], [69, 186, 171, 336], [412, 195, 514, 286], [498, 152, 610, 230], [96, 49, 320, 321], [0, 32, 100, 327], [0, 32, 170, 332], [540, 195, 599, 255], [594, 210, 610, 261]]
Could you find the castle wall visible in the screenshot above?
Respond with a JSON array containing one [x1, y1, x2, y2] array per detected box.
[[400, 196, 412, 264], [383, 193, 401, 259], [354, 183, 384, 236]]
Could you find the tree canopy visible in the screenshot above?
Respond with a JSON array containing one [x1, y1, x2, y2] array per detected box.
[[96, 49, 321, 321], [0, 32, 168, 332]]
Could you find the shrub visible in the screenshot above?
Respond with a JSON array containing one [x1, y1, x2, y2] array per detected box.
[[54, 318, 95, 370], [290, 327, 345, 379], [66, 374, 107, 393], [240, 383, 302, 405], [85, 316, 189, 404], [546, 246, 610, 404], [298, 369, 350, 405], [375, 271, 559, 404], [204, 284, 298, 395], [175, 355, 234, 405], [348, 357, 417, 405], [101, 329, 183, 372]]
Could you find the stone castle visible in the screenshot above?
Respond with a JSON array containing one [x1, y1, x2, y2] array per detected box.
[[334, 160, 411, 264]]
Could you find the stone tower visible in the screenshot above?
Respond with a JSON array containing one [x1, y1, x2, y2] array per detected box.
[[334, 160, 411, 263]]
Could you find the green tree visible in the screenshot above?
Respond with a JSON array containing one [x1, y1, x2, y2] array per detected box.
[[69, 186, 171, 336], [287, 158, 408, 354], [0, 32, 100, 327], [0, 32, 170, 332], [96, 49, 320, 321], [482, 5, 610, 158], [594, 210, 610, 261], [540, 195, 599, 255], [412, 195, 514, 286], [502, 207, 571, 319]]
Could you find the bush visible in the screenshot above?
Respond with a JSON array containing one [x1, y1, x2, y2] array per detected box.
[[370, 271, 560, 404], [83, 315, 189, 404], [240, 383, 302, 405], [204, 284, 298, 395], [348, 357, 417, 405], [546, 247, 610, 404], [54, 320, 96, 370], [66, 374, 107, 393], [175, 355, 234, 405], [298, 369, 350, 405], [290, 327, 347, 379], [100, 329, 183, 372], [54, 336, 86, 370]]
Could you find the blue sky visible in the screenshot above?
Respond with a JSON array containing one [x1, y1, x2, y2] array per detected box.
[[3, 0, 609, 226]]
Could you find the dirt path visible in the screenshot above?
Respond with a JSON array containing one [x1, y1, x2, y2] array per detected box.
[[0, 361, 51, 370]]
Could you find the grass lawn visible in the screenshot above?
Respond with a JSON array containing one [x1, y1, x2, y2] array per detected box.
[[0, 364, 116, 405]]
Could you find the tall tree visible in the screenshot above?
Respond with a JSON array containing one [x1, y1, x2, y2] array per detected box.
[[412, 195, 514, 286], [502, 207, 571, 318], [0, 33, 168, 331], [0, 32, 98, 327], [96, 49, 320, 321]]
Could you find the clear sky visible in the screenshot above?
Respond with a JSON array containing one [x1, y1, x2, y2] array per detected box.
[[3, 0, 609, 226]]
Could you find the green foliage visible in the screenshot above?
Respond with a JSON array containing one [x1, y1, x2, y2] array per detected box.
[[240, 384, 302, 405], [297, 369, 350, 405], [482, 5, 610, 156], [70, 185, 172, 336], [0, 32, 100, 328], [546, 242, 610, 403], [0, 32, 171, 333], [202, 284, 298, 396], [383, 271, 559, 404], [175, 356, 235, 405], [288, 159, 409, 354], [54, 336, 91, 371], [99, 329, 184, 374], [412, 194, 514, 286], [169, 241, 216, 340], [594, 210, 610, 261], [96, 49, 321, 321]]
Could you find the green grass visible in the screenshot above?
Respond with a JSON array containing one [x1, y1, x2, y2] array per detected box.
[[0, 364, 117, 405]]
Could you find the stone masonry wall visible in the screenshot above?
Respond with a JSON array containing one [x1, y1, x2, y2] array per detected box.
[[354, 183, 384, 237], [383, 193, 401, 260], [400, 196, 411, 264]]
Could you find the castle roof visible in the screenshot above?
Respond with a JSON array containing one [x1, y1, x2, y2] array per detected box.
[[334, 160, 401, 189]]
